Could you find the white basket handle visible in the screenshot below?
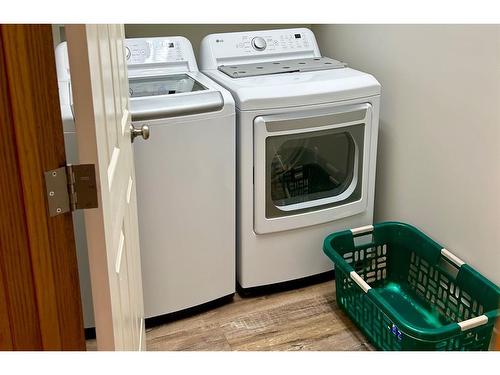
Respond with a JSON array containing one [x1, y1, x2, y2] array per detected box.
[[457, 315, 488, 331], [350, 271, 372, 293], [441, 248, 465, 267], [350, 225, 374, 236]]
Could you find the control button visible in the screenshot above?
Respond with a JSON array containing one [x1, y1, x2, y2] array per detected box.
[[251, 37, 267, 51], [125, 46, 131, 60]]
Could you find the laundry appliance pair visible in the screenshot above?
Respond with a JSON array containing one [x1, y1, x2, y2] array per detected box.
[[55, 28, 380, 329]]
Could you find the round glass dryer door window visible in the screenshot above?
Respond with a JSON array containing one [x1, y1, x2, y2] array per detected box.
[[265, 124, 364, 218]]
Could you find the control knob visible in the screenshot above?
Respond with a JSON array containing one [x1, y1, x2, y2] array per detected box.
[[251, 37, 267, 51]]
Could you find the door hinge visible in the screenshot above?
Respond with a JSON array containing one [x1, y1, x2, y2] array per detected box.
[[44, 164, 98, 217]]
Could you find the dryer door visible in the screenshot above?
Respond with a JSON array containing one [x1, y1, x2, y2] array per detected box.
[[254, 103, 372, 234]]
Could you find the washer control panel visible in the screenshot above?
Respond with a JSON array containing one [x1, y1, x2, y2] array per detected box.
[[124, 36, 197, 71]]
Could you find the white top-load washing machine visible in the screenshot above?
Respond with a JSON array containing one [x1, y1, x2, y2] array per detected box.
[[55, 36, 236, 327], [127, 37, 235, 320], [200, 28, 381, 292]]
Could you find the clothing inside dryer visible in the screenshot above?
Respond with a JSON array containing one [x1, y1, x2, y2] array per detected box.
[[268, 130, 355, 207]]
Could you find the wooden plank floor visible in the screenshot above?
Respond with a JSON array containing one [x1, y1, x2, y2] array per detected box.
[[87, 281, 374, 351]]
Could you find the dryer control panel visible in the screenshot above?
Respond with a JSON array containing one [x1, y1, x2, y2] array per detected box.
[[200, 28, 321, 70], [229, 31, 312, 53]]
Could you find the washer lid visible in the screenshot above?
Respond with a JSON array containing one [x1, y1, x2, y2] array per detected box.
[[128, 74, 207, 98], [130, 90, 224, 121], [128, 71, 230, 121]]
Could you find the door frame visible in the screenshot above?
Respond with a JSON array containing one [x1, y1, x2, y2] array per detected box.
[[0, 24, 85, 350]]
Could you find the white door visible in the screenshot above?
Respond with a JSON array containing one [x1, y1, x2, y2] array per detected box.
[[65, 24, 145, 351]]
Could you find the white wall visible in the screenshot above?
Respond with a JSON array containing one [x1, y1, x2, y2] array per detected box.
[[313, 25, 500, 285]]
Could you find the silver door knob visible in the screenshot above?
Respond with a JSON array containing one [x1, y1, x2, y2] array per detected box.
[[130, 124, 150, 143]]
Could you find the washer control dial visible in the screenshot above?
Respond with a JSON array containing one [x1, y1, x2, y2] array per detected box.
[[251, 37, 267, 51]]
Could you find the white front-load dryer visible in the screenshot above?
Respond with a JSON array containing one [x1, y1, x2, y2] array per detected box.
[[200, 28, 381, 292]]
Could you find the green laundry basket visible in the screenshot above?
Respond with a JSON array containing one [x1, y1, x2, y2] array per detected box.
[[323, 222, 500, 351]]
